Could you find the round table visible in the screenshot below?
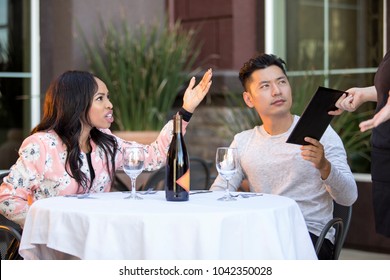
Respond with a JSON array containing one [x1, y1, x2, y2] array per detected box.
[[19, 191, 317, 260]]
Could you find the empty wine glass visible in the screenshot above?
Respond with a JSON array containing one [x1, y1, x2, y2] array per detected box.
[[215, 147, 238, 201], [123, 146, 145, 200]]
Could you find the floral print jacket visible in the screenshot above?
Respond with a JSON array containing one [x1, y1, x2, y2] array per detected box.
[[0, 120, 188, 227]]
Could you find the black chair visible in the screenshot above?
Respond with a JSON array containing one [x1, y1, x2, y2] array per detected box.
[[314, 201, 352, 260], [143, 157, 211, 191], [187, 156, 211, 190], [0, 223, 22, 260], [143, 167, 165, 191], [112, 172, 130, 192], [0, 171, 23, 260]]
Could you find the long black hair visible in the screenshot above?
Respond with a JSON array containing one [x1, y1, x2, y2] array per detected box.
[[32, 70, 118, 192]]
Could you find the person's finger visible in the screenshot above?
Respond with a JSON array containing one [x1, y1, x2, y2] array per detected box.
[[186, 76, 196, 90], [204, 80, 212, 92], [328, 108, 344, 116], [200, 69, 212, 91], [339, 94, 354, 111], [335, 93, 347, 108], [359, 119, 374, 132], [303, 137, 319, 147]]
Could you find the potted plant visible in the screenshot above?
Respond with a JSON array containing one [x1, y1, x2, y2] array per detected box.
[[79, 18, 200, 143]]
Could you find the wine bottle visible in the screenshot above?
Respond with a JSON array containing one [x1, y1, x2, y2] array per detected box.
[[165, 113, 190, 201]]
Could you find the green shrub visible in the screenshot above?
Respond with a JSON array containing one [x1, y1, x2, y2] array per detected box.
[[79, 19, 200, 131]]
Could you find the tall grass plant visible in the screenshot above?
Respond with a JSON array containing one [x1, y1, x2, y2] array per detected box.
[[79, 19, 200, 131]]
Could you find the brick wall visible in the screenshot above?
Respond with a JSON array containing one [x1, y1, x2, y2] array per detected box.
[[172, 0, 262, 70]]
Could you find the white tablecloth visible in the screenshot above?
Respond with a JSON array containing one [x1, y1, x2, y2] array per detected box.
[[19, 191, 317, 260]]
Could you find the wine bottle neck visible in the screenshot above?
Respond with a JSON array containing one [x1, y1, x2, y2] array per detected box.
[[174, 114, 182, 134]]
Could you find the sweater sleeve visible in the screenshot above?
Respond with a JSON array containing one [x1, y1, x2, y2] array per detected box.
[[104, 118, 190, 172], [321, 126, 358, 206]]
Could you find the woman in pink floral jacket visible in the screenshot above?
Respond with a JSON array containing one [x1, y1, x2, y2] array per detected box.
[[0, 69, 212, 227]]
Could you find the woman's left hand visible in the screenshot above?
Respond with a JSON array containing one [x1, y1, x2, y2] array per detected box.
[[182, 68, 212, 113], [359, 91, 390, 132]]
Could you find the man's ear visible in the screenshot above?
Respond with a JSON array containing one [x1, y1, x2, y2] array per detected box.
[[243, 91, 254, 108]]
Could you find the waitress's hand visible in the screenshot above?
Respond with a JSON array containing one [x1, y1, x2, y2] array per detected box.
[[182, 68, 212, 113], [359, 91, 390, 132], [329, 86, 376, 116]]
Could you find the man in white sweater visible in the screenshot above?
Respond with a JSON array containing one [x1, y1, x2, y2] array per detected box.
[[210, 53, 357, 259]]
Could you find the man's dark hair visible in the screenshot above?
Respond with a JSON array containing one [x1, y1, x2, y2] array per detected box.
[[239, 53, 287, 91]]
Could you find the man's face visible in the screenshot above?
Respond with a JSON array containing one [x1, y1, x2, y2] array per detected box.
[[243, 65, 292, 119]]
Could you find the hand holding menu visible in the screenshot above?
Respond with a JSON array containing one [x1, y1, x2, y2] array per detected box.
[[286, 86, 346, 145]]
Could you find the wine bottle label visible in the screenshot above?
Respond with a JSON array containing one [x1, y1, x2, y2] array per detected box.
[[27, 193, 34, 206], [176, 169, 190, 192]]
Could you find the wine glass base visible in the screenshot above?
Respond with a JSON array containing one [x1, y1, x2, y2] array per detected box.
[[124, 194, 143, 200], [217, 195, 236, 201]]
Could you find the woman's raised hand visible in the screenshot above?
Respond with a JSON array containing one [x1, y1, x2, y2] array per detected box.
[[182, 68, 212, 113]]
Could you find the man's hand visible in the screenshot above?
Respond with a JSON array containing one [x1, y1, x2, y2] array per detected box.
[[300, 137, 331, 180]]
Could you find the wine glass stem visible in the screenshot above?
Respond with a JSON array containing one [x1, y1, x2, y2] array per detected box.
[[225, 180, 231, 197], [131, 178, 136, 196]]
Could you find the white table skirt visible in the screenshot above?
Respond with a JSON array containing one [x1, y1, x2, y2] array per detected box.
[[19, 191, 317, 260]]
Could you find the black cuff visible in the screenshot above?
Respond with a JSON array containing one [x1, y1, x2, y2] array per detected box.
[[178, 107, 193, 122]]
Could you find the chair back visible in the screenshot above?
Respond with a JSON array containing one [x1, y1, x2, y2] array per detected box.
[[143, 167, 165, 191], [188, 156, 211, 190], [0, 224, 22, 260], [333, 201, 352, 259], [143, 157, 211, 191], [0, 171, 23, 260], [314, 200, 352, 260]]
